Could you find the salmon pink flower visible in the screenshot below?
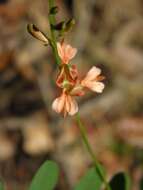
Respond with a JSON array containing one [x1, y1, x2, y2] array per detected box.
[[53, 65, 105, 116], [81, 66, 105, 93], [53, 42, 105, 117], [57, 42, 77, 64], [52, 92, 78, 117]]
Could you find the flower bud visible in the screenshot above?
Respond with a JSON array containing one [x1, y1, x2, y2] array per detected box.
[[64, 18, 75, 32], [51, 21, 66, 31], [49, 6, 59, 14]]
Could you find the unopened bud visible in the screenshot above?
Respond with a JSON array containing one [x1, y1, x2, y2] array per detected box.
[[65, 18, 75, 32], [51, 21, 66, 31], [49, 6, 59, 14]]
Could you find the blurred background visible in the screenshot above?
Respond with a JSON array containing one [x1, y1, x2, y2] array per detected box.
[[0, 0, 143, 189]]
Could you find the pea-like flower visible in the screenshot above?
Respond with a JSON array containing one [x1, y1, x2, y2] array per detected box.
[[52, 42, 105, 116], [52, 92, 78, 117], [57, 42, 77, 64], [81, 66, 105, 93]]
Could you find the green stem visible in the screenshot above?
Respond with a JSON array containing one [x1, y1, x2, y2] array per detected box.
[[76, 113, 111, 190], [48, 0, 61, 65]]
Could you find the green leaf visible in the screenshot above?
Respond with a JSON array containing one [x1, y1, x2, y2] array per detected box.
[[74, 167, 103, 190], [109, 172, 130, 190], [29, 160, 59, 190], [0, 181, 4, 190]]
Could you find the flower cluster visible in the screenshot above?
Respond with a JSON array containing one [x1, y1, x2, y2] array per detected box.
[[52, 42, 105, 117]]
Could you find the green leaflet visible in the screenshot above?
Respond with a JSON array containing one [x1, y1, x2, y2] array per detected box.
[[74, 167, 104, 190], [29, 160, 59, 190], [109, 172, 131, 190]]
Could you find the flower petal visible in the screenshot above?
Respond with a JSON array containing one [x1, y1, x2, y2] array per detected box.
[[57, 42, 64, 60], [65, 95, 71, 113], [57, 42, 77, 64], [86, 81, 105, 93], [52, 93, 65, 113], [68, 96, 78, 115], [83, 66, 101, 82], [66, 45, 77, 60]]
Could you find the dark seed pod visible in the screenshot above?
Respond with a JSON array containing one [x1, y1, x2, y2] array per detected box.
[[27, 24, 49, 44]]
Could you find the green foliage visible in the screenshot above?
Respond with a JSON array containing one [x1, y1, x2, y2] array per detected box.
[[29, 160, 59, 190], [0, 162, 132, 190], [0, 182, 4, 190], [74, 168, 103, 190], [109, 172, 130, 190]]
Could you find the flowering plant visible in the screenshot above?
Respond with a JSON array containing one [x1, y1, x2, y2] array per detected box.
[[24, 1, 130, 190]]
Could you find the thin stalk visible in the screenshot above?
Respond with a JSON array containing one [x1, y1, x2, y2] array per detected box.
[[48, 0, 61, 65], [48, 0, 111, 189], [76, 113, 111, 190]]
